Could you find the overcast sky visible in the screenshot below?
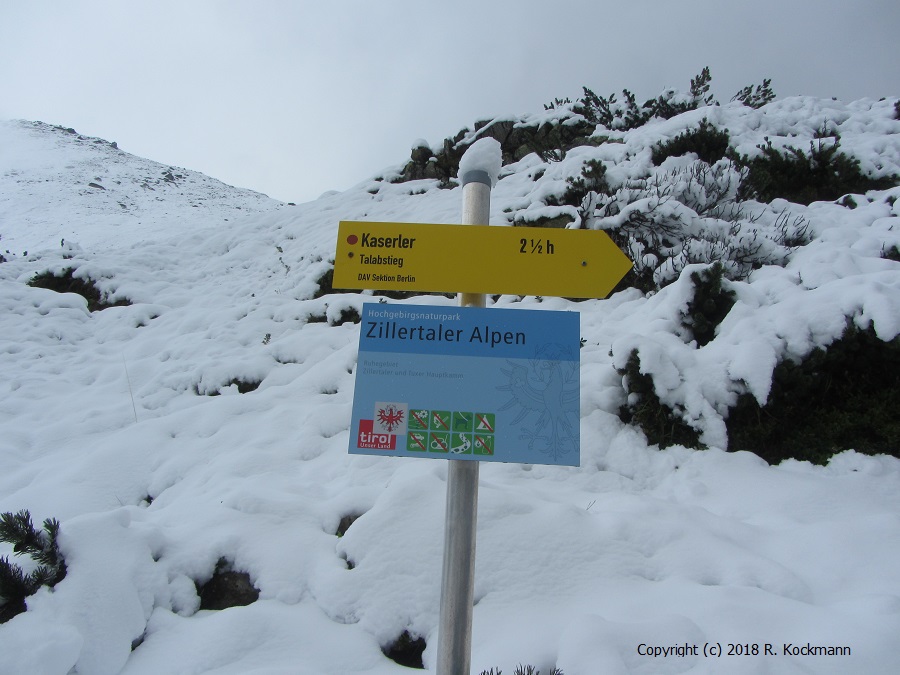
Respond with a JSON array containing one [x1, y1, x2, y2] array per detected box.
[[2, 0, 898, 204]]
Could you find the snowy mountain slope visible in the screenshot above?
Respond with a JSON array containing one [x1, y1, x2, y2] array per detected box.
[[0, 120, 285, 254], [1, 95, 899, 675]]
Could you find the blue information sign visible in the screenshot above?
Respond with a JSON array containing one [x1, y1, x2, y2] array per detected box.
[[349, 303, 580, 466]]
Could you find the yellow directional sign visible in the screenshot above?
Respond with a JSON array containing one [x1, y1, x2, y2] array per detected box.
[[333, 221, 633, 299]]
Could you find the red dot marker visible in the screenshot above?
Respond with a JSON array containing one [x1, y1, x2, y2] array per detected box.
[[347, 234, 358, 245]]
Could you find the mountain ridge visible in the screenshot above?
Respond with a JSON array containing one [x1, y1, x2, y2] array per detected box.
[[0, 119, 285, 254]]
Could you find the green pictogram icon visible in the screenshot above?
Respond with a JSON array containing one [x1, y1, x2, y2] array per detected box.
[[431, 410, 452, 431], [407, 431, 428, 452], [429, 431, 450, 453], [474, 412, 495, 433], [452, 412, 473, 433], [409, 409, 429, 430], [473, 434, 494, 455], [450, 433, 473, 454]]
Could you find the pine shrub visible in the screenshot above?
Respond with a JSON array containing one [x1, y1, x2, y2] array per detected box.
[[681, 263, 736, 347], [312, 266, 336, 299], [736, 134, 898, 205], [732, 79, 776, 108], [690, 67, 715, 107], [618, 320, 899, 463], [622, 89, 652, 129], [575, 68, 717, 131], [727, 323, 900, 465], [0, 510, 66, 624], [383, 630, 426, 669], [574, 87, 617, 127], [617, 349, 702, 448], [651, 120, 731, 166], [548, 158, 610, 209], [543, 97, 572, 111], [649, 67, 715, 120]]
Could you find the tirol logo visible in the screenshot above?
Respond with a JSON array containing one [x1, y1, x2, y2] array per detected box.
[[374, 402, 407, 434], [357, 419, 397, 450]]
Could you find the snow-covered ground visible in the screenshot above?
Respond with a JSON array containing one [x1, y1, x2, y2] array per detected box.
[[0, 120, 285, 254], [1, 97, 899, 674]]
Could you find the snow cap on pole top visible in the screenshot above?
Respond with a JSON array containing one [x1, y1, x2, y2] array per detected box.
[[459, 137, 502, 188]]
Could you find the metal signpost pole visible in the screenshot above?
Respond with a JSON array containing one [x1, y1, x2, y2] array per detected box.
[[436, 169, 490, 675]]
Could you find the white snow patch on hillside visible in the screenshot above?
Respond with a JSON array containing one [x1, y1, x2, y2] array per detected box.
[[0, 120, 285, 253]]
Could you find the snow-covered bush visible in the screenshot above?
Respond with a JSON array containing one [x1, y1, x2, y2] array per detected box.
[[382, 630, 426, 669], [617, 306, 900, 465], [585, 160, 797, 292], [612, 262, 747, 450], [736, 131, 898, 205], [546, 158, 611, 209], [0, 510, 66, 624], [28, 268, 131, 312], [680, 263, 736, 347], [616, 347, 702, 449], [574, 67, 715, 131], [651, 119, 731, 166], [727, 323, 900, 465], [732, 78, 776, 109]]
